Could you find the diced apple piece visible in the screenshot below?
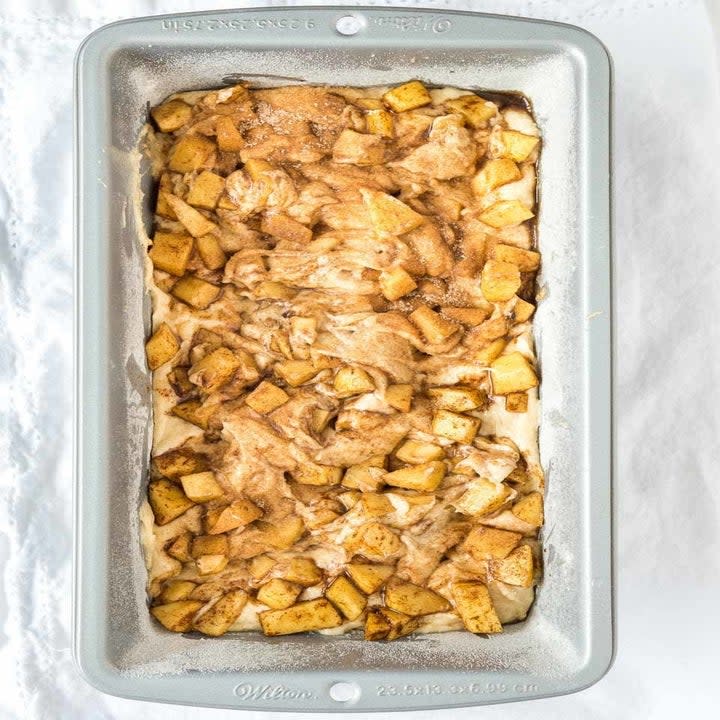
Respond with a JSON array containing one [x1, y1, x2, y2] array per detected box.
[[171, 399, 217, 430], [427, 386, 484, 412], [490, 352, 538, 395], [366, 109, 394, 137], [217, 193, 238, 210], [492, 243, 540, 271], [306, 508, 340, 529], [467, 318, 510, 349], [291, 464, 343, 486], [452, 478, 512, 517], [206, 498, 263, 534], [385, 581, 451, 616], [165, 194, 217, 237], [168, 134, 216, 173], [284, 557, 323, 586], [334, 365, 375, 398], [505, 392, 529, 413], [257, 578, 302, 610], [261, 213, 313, 243], [256, 281, 296, 301], [500, 130, 540, 162], [360, 188, 425, 235], [151, 99, 192, 132], [462, 526, 521, 560], [259, 598, 342, 636], [358, 492, 394, 517], [156, 173, 177, 218], [511, 491, 544, 527], [148, 479, 194, 526], [150, 600, 203, 632], [195, 554, 229, 575], [347, 522, 403, 561], [385, 384, 413, 412], [166, 531, 192, 562], [451, 582, 502, 633], [513, 297, 536, 323], [157, 580, 197, 604], [259, 517, 306, 550], [409, 305, 459, 344], [193, 589, 248, 636], [241, 158, 273, 180], [149, 232, 193, 277], [445, 95, 497, 128], [381, 607, 419, 640], [145, 323, 180, 370], [490, 544, 534, 587], [249, 554, 276, 582], [472, 158, 522, 196], [332, 129, 385, 166], [312, 355, 342, 371], [180, 471, 224, 502], [395, 440, 444, 464], [481, 259, 521, 303], [189, 347, 242, 392], [188, 581, 226, 602], [383, 461, 446, 492], [346, 563, 395, 595], [505, 465, 530, 489], [245, 381, 289, 415], [186, 170, 225, 210], [311, 408, 333, 434], [191, 534, 228, 558], [479, 200, 534, 229], [171, 276, 221, 309], [195, 233, 227, 270], [326, 576, 367, 621], [432, 409, 480, 444], [379, 266, 417, 301], [473, 338, 507, 366], [382, 81, 432, 112], [215, 115, 245, 152], [365, 454, 388, 468], [440, 306, 490, 326], [274, 359, 318, 387], [153, 447, 207, 478], [364, 609, 391, 640]]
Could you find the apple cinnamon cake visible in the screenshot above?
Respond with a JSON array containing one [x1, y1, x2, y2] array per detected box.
[[141, 80, 544, 639]]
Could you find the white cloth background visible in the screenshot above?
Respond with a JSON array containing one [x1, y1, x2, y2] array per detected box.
[[2, 0, 719, 717]]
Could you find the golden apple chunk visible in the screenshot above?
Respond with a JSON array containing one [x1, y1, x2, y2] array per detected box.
[[145, 323, 179, 370], [382, 81, 432, 112], [259, 598, 343, 636], [326, 576, 367, 620], [383, 461, 446, 492], [490, 352, 539, 395], [451, 582, 502, 633], [148, 478, 195, 525], [151, 99, 193, 133], [149, 232, 194, 277]]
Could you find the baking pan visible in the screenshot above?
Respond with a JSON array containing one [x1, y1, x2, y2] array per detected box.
[[73, 5, 612, 712]]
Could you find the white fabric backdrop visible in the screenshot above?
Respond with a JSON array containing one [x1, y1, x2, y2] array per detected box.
[[2, 0, 720, 717]]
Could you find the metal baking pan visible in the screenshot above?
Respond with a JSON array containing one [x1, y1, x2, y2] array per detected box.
[[74, 5, 612, 712]]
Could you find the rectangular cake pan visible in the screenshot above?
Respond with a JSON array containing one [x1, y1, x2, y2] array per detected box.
[[74, 5, 612, 712]]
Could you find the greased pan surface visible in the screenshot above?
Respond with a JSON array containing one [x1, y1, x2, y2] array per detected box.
[[74, 6, 612, 712]]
